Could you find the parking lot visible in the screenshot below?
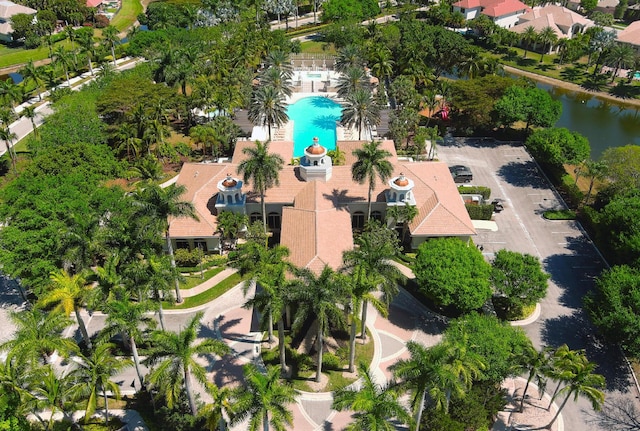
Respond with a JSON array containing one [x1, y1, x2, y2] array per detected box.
[[437, 136, 638, 431]]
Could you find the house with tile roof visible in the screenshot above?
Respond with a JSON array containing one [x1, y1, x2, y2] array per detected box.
[[617, 20, 640, 53], [510, 5, 594, 43], [168, 138, 476, 272], [0, 0, 36, 42], [452, 0, 531, 28]]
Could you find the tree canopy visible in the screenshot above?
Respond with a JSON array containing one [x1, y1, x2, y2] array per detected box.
[[494, 85, 562, 130], [414, 237, 492, 314], [525, 127, 591, 168]]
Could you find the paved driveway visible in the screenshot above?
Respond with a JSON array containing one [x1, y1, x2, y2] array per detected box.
[[437, 136, 639, 431]]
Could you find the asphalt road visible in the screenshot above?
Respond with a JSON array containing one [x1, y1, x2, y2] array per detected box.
[[437, 136, 640, 431]]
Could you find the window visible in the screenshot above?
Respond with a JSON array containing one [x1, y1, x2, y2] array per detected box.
[[371, 211, 383, 222], [267, 212, 281, 230], [250, 212, 262, 224], [194, 239, 207, 252], [352, 211, 365, 230], [176, 240, 189, 250]]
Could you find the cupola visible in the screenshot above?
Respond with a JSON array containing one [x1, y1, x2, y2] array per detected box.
[[386, 173, 416, 206], [300, 137, 333, 182], [215, 173, 246, 214]]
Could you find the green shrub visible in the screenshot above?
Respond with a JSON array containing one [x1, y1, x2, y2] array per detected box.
[[174, 142, 192, 157], [458, 185, 491, 199], [465, 204, 494, 220], [174, 248, 201, 267], [560, 174, 584, 207], [322, 352, 342, 371], [543, 209, 576, 220]]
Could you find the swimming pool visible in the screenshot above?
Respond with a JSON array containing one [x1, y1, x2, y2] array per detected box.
[[287, 96, 342, 157]]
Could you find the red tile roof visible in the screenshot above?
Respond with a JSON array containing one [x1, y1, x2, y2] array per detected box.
[[453, 0, 530, 16], [617, 20, 640, 47]]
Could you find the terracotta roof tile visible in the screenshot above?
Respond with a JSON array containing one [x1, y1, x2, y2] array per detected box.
[[617, 20, 640, 46]]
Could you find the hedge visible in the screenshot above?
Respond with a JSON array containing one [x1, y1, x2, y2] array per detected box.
[[465, 204, 494, 220], [458, 185, 491, 200]]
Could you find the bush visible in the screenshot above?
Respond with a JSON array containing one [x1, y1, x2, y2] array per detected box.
[[465, 203, 494, 220], [559, 173, 584, 207], [458, 185, 491, 199], [174, 142, 192, 157], [174, 248, 201, 267], [543, 209, 576, 220], [95, 14, 110, 28], [322, 352, 342, 371]]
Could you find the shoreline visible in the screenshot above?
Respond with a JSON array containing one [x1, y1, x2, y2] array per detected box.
[[503, 65, 640, 109]]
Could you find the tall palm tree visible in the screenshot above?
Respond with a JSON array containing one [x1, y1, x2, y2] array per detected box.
[[259, 67, 293, 98], [241, 244, 292, 375], [64, 26, 78, 64], [0, 126, 17, 174], [71, 342, 132, 424], [342, 222, 402, 371], [0, 309, 78, 365], [102, 25, 119, 66], [351, 140, 393, 219], [0, 78, 23, 114], [31, 365, 78, 431], [99, 293, 155, 390], [538, 26, 558, 63], [545, 355, 605, 429], [201, 382, 234, 431], [337, 66, 369, 99], [236, 140, 284, 232], [131, 183, 199, 303], [21, 60, 46, 101], [521, 26, 538, 59], [335, 45, 364, 73], [231, 363, 297, 431], [190, 123, 217, 159], [39, 269, 93, 350], [78, 29, 97, 76], [369, 46, 395, 90], [291, 265, 348, 383], [145, 311, 230, 415], [391, 340, 484, 431], [114, 122, 141, 162], [515, 344, 552, 412], [332, 362, 412, 430], [605, 44, 636, 82], [545, 344, 585, 409], [581, 160, 608, 203], [385, 203, 418, 246], [264, 50, 293, 79], [21, 105, 38, 140], [52, 46, 74, 87], [248, 85, 289, 141], [341, 88, 380, 141]]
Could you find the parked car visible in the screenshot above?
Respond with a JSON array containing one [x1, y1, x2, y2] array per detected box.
[[449, 165, 473, 183]]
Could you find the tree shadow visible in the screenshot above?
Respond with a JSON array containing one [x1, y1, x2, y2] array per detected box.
[[581, 75, 609, 92], [609, 82, 640, 99], [0, 275, 27, 308], [497, 160, 549, 189], [541, 312, 631, 392], [516, 57, 537, 68], [559, 66, 585, 83]]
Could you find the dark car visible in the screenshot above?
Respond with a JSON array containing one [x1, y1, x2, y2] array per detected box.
[[491, 198, 504, 212], [449, 165, 473, 183]]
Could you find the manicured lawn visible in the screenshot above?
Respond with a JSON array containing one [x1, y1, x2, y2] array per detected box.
[[179, 266, 225, 289], [164, 273, 244, 309], [109, 0, 144, 32], [0, 42, 72, 69], [300, 40, 336, 54]]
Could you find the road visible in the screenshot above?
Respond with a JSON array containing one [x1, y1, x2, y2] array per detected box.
[[437, 136, 639, 431]]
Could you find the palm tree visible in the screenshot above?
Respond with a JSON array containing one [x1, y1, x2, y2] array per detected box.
[[515, 345, 552, 412], [99, 293, 155, 390], [52, 46, 74, 87], [78, 29, 97, 76], [545, 344, 585, 409], [332, 362, 412, 430], [351, 140, 393, 219], [21, 105, 38, 140], [190, 123, 217, 159], [369, 46, 395, 90], [342, 222, 402, 371], [538, 26, 558, 63], [0, 79, 23, 114], [102, 25, 119, 66], [114, 122, 141, 162], [385, 203, 418, 246], [71, 342, 132, 424], [581, 160, 608, 203], [248, 85, 289, 141], [0, 309, 78, 364], [521, 26, 538, 59], [231, 363, 297, 431], [64, 26, 78, 64], [335, 45, 364, 73], [0, 126, 17, 174], [421, 90, 439, 127], [264, 50, 293, 79], [131, 183, 199, 303], [337, 66, 369, 99], [391, 340, 484, 431], [545, 355, 605, 429], [39, 269, 93, 350], [341, 88, 380, 141], [236, 140, 284, 233], [201, 382, 234, 431], [259, 67, 293, 98], [21, 60, 46, 101], [216, 211, 249, 251], [605, 44, 636, 82], [241, 244, 292, 375], [291, 265, 348, 383], [31, 365, 78, 431], [145, 311, 230, 416]]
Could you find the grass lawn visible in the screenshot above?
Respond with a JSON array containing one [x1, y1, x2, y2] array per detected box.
[[300, 40, 336, 55], [109, 0, 144, 32], [164, 273, 244, 309], [263, 329, 375, 393], [0, 40, 72, 69], [179, 266, 225, 289]]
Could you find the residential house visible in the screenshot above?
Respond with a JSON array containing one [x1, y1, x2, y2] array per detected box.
[[510, 5, 594, 46], [0, 0, 36, 42], [617, 20, 640, 53], [452, 0, 532, 28]]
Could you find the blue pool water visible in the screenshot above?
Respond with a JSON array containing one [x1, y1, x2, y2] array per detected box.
[[287, 96, 342, 157]]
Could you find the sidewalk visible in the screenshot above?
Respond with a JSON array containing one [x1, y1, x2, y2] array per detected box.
[[180, 267, 239, 298]]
